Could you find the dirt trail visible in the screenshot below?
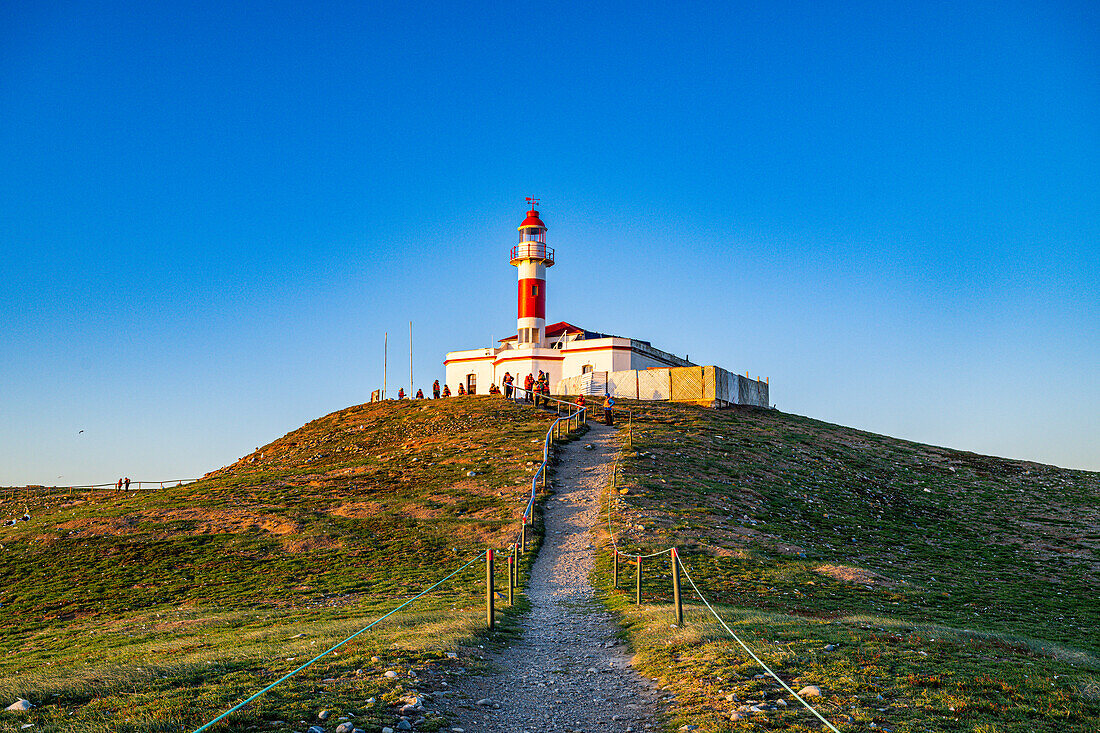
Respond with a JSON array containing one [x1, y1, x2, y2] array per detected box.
[[444, 422, 662, 732]]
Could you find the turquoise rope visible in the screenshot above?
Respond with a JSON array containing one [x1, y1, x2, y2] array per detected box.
[[191, 550, 486, 733]]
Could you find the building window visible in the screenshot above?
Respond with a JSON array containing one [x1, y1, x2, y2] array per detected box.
[[582, 364, 593, 374], [466, 374, 477, 394], [531, 284, 538, 297]]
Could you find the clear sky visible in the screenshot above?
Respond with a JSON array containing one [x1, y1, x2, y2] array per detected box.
[[2, 1, 1097, 485]]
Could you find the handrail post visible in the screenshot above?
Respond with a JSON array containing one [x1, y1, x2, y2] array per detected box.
[[636, 556, 642, 605], [613, 551, 618, 589], [513, 541, 520, 591], [508, 554, 514, 606], [486, 549, 495, 629], [521, 515, 527, 553], [671, 548, 683, 626]]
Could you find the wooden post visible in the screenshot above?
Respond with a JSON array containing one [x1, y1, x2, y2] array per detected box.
[[521, 517, 527, 553], [513, 541, 520, 590], [486, 549, 495, 629], [636, 556, 642, 605], [671, 548, 683, 626], [508, 555, 514, 606], [613, 551, 618, 589]]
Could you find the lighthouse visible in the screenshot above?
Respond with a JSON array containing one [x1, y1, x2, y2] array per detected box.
[[445, 199, 725, 403], [511, 197, 554, 349]]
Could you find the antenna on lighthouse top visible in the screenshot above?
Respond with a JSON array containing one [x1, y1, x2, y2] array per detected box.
[[525, 196, 540, 209]]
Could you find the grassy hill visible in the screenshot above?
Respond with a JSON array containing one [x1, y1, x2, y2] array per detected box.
[[0, 397, 555, 732], [3, 397, 1096, 732], [596, 402, 1099, 732]]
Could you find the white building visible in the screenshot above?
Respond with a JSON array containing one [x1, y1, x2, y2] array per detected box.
[[443, 202, 694, 396]]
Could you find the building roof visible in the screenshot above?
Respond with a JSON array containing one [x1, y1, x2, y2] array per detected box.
[[499, 321, 621, 343], [518, 209, 547, 229]]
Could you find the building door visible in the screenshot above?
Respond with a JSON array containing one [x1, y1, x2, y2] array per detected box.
[[466, 373, 477, 395], [581, 364, 594, 374]]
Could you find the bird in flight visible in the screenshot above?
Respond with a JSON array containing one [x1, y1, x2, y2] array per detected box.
[[78, 430, 84, 434]]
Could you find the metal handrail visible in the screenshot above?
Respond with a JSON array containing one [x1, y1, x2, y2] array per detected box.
[[10, 479, 200, 492], [509, 243, 555, 263]]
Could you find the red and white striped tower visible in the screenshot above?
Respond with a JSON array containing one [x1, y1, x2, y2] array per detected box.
[[510, 198, 554, 349]]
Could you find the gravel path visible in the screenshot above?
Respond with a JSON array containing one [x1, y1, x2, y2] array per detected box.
[[445, 423, 662, 733]]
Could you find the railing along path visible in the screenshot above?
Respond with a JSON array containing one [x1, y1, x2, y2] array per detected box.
[[190, 388, 588, 732]]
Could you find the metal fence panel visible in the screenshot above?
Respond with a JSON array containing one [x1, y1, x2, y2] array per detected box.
[[703, 366, 717, 401], [580, 371, 608, 396], [637, 368, 671, 400], [607, 369, 638, 399], [670, 366, 704, 401], [713, 367, 731, 404]]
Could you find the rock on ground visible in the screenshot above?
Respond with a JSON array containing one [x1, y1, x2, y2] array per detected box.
[[443, 424, 663, 731]]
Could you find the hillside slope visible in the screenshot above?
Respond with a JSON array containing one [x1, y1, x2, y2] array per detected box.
[[599, 402, 1099, 732], [0, 397, 554, 732]]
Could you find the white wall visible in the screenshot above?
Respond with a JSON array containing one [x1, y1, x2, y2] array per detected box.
[[444, 349, 496, 395]]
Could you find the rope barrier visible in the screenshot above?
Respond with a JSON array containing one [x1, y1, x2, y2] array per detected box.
[[678, 563, 842, 733], [605, 455, 676, 560], [190, 550, 487, 733], [603, 429, 841, 731]]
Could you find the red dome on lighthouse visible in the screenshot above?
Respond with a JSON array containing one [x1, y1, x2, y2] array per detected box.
[[519, 209, 547, 229]]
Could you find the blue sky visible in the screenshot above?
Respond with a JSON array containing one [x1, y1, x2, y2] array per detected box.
[[2, 0, 1097, 485]]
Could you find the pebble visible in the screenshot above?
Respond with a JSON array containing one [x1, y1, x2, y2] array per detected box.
[[824, 644, 838, 651], [475, 698, 493, 706], [308, 727, 325, 733], [384, 670, 398, 678], [797, 685, 822, 698], [382, 728, 394, 733], [335, 724, 354, 733], [5, 700, 32, 712], [396, 720, 412, 731], [318, 710, 330, 720]]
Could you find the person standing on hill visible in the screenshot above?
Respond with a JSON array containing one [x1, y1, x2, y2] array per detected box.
[[524, 373, 534, 402], [503, 372, 514, 399], [433, 379, 441, 398], [443, 384, 451, 397], [124, 477, 131, 490], [457, 383, 466, 396], [603, 393, 615, 426], [415, 388, 424, 399], [116, 478, 123, 491]]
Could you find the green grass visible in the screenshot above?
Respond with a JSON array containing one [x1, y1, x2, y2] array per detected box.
[[595, 401, 1099, 732], [0, 396, 555, 732]]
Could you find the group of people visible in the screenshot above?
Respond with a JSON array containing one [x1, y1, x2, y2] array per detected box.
[[502, 370, 551, 406], [115, 477, 131, 490], [397, 374, 615, 425]]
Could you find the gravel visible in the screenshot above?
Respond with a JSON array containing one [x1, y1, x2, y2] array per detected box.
[[446, 424, 662, 731]]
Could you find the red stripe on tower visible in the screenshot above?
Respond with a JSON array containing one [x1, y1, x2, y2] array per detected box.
[[517, 278, 545, 319]]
